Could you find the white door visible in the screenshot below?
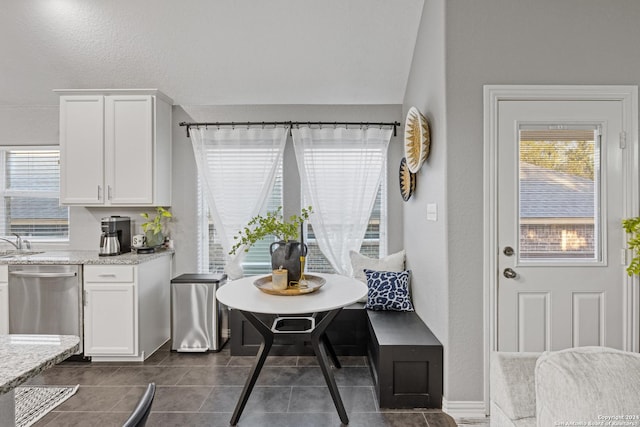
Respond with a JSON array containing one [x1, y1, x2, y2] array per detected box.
[[497, 99, 629, 352]]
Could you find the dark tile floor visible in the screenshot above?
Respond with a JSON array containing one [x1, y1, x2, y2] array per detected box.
[[27, 342, 488, 427]]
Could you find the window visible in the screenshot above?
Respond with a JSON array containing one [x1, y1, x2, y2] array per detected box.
[[0, 147, 69, 241], [305, 177, 386, 273], [518, 126, 600, 261], [199, 145, 387, 275]]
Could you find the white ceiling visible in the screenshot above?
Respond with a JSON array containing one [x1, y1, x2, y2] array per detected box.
[[0, 0, 424, 106]]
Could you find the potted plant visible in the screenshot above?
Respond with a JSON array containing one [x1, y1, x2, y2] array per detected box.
[[230, 206, 312, 283], [623, 217, 640, 276], [141, 207, 172, 247]]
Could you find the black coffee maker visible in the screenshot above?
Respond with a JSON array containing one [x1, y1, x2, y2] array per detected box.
[[99, 216, 131, 256]]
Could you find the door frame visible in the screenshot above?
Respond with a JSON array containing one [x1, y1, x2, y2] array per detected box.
[[483, 85, 639, 411]]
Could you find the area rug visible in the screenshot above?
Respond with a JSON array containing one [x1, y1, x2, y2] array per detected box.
[[14, 385, 79, 427]]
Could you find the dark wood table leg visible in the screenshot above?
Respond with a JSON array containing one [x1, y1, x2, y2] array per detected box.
[[310, 308, 349, 424], [230, 310, 274, 426], [322, 333, 342, 369], [312, 312, 342, 369]]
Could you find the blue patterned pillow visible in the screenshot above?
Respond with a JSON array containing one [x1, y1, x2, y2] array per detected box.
[[364, 269, 414, 311]]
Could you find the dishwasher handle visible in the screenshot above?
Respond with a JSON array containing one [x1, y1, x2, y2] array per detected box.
[[9, 271, 78, 278]]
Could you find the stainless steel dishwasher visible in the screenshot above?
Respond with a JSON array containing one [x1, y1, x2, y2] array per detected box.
[[8, 264, 83, 354]]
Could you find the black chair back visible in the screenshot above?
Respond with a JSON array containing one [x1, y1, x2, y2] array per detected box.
[[122, 382, 156, 427]]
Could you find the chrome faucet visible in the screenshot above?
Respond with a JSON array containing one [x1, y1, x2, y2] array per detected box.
[[0, 233, 31, 250]]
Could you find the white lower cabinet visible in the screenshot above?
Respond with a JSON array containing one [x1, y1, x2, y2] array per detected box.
[[83, 257, 170, 361], [0, 265, 8, 334], [84, 281, 135, 355]]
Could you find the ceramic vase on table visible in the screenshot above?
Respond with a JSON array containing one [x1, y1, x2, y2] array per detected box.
[[270, 240, 308, 285]]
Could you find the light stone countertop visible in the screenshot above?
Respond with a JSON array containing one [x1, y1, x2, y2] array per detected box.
[[0, 335, 80, 395], [0, 249, 174, 265]]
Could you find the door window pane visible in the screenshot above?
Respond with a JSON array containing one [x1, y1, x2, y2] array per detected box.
[[518, 126, 600, 261]]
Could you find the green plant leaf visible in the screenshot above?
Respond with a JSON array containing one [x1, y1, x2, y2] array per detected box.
[[228, 206, 312, 255], [623, 217, 640, 276]]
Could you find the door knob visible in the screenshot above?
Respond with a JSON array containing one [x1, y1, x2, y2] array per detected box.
[[503, 268, 517, 279], [503, 246, 514, 256]]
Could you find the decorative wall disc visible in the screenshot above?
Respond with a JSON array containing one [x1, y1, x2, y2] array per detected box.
[[399, 157, 416, 202], [403, 106, 431, 173]]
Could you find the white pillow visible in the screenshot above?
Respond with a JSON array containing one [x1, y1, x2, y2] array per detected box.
[[535, 346, 640, 427], [349, 250, 406, 303], [349, 250, 406, 283]]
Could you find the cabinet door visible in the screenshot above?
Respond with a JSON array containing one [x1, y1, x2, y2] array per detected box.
[[0, 282, 8, 334], [60, 95, 105, 204], [84, 283, 135, 355], [105, 95, 154, 205]]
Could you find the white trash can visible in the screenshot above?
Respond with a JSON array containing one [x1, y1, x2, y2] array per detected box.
[[171, 273, 228, 352]]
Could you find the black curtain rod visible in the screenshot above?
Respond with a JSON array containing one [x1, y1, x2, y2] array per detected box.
[[178, 121, 400, 137]]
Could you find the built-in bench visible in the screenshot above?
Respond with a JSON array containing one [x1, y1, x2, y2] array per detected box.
[[229, 304, 443, 409], [366, 310, 442, 409]]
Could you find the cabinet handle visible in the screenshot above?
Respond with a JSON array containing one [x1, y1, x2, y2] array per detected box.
[[98, 185, 102, 200], [98, 274, 117, 277], [108, 185, 112, 200], [83, 290, 88, 306]]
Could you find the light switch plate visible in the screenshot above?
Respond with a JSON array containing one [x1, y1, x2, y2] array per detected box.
[[427, 203, 437, 221]]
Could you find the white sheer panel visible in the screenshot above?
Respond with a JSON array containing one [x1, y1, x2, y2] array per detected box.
[[190, 127, 287, 279], [292, 126, 392, 276]]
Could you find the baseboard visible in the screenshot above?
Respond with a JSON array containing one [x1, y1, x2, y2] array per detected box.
[[442, 398, 487, 419]]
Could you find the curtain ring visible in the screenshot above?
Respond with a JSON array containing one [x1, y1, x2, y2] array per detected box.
[[231, 122, 235, 129], [262, 121, 265, 129]]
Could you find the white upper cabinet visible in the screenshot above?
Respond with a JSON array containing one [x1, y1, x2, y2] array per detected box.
[[57, 89, 173, 206], [59, 95, 105, 204]]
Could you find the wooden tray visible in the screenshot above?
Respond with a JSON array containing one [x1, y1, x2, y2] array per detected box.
[[253, 274, 326, 296]]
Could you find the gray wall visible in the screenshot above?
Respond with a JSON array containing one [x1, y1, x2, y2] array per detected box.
[[171, 104, 404, 275], [404, 0, 640, 404], [401, 0, 450, 396]]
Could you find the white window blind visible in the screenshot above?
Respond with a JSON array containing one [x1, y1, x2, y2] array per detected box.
[[0, 148, 69, 240]]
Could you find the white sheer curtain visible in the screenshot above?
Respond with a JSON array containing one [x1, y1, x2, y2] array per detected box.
[[190, 126, 288, 279], [292, 126, 392, 276]]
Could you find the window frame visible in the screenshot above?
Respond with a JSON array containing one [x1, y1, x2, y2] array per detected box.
[[0, 145, 70, 243]]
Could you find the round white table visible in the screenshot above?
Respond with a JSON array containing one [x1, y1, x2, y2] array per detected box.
[[216, 273, 367, 425]]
